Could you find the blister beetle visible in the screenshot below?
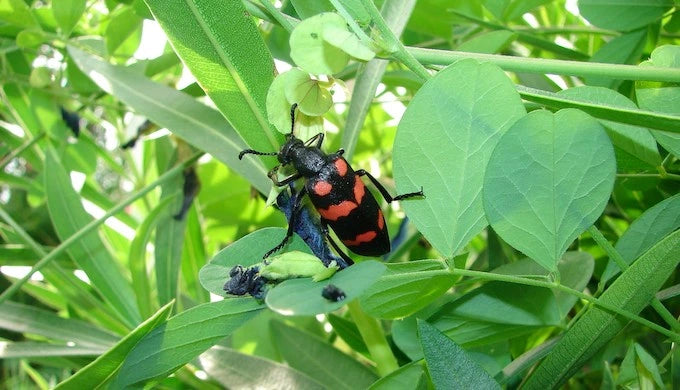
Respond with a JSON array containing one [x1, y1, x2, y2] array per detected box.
[[239, 104, 424, 265]]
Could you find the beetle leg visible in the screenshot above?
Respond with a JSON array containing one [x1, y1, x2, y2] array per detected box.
[[320, 220, 354, 268], [303, 132, 325, 148], [268, 166, 303, 186], [355, 169, 424, 203], [263, 187, 308, 260]]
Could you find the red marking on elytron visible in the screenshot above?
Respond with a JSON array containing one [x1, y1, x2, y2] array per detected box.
[[353, 177, 365, 202], [377, 209, 384, 230], [313, 181, 332, 196], [334, 159, 348, 176], [342, 231, 377, 247], [319, 201, 357, 221]]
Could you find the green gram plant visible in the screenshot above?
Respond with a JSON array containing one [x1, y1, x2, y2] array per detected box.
[[0, 0, 679, 388]]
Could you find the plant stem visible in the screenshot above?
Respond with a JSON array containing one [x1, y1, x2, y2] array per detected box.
[[0, 131, 45, 171], [347, 300, 399, 376], [0, 152, 203, 305], [588, 226, 680, 333], [445, 268, 680, 342], [356, 0, 430, 81], [257, 0, 294, 32], [407, 47, 680, 83]]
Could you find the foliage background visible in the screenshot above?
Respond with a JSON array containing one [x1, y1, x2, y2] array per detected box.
[[0, 0, 679, 388]]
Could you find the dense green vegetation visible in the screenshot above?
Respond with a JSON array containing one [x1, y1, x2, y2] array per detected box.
[[1, 0, 679, 388]]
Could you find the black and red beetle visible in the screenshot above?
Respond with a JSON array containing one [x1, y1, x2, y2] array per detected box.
[[238, 104, 423, 265]]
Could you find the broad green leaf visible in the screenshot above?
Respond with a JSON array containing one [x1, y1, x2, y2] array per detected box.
[[636, 45, 680, 157], [284, 68, 333, 116], [360, 260, 455, 318], [271, 320, 378, 390], [16, 28, 45, 48], [523, 229, 680, 389], [54, 301, 174, 390], [484, 109, 616, 271], [145, 0, 282, 154], [266, 260, 385, 316], [556, 86, 661, 171], [517, 84, 680, 134], [322, 25, 375, 61], [456, 30, 517, 54], [0, 342, 106, 358], [327, 314, 369, 355], [578, 0, 673, 31], [129, 195, 176, 318], [289, 12, 349, 75], [0, 0, 38, 28], [52, 0, 85, 36], [67, 45, 271, 194], [394, 59, 526, 258], [44, 149, 141, 327], [0, 301, 119, 349], [199, 227, 312, 296], [601, 193, 680, 285], [290, 0, 334, 18], [418, 320, 500, 390], [112, 299, 263, 387], [199, 346, 325, 390], [368, 362, 427, 390]]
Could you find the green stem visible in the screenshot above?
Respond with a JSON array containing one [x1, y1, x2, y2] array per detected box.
[[0, 131, 45, 171], [407, 47, 680, 83], [356, 0, 430, 81], [347, 300, 399, 376], [616, 173, 680, 182], [444, 268, 680, 342], [257, 0, 294, 32], [588, 226, 680, 333], [0, 152, 203, 305], [328, 0, 372, 43]]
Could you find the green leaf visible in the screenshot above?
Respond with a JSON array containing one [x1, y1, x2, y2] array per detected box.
[[290, 0, 334, 18], [322, 25, 375, 61], [271, 320, 378, 390], [129, 195, 176, 318], [289, 12, 350, 74], [0, 0, 38, 28], [578, 0, 673, 31], [556, 86, 661, 171], [636, 45, 680, 157], [601, 193, 680, 285], [180, 205, 209, 303], [105, 7, 143, 56], [284, 68, 334, 116], [52, 0, 86, 36], [0, 301, 119, 349], [0, 342, 106, 358], [67, 45, 271, 194], [418, 319, 500, 390], [44, 149, 141, 327], [112, 299, 263, 387], [517, 84, 680, 135], [523, 229, 680, 389], [145, 0, 282, 155], [456, 30, 517, 54], [394, 59, 526, 258], [585, 29, 647, 89], [54, 301, 174, 390], [327, 314, 369, 355], [199, 227, 312, 296], [199, 346, 325, 390], [155, 170, 186, 306], [360, 260, 455, 319], [483, 109, 616, 271], [634, 344, 664, 388], [368, 362, 427, 390], [265, 260, 385, 316]]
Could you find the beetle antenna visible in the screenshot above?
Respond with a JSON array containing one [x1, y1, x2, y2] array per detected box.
[[289, 103, 298, 135], [238, 149, 278, 160]]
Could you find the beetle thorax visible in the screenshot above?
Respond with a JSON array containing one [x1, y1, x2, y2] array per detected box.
[[278, 138, 326, 176]]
